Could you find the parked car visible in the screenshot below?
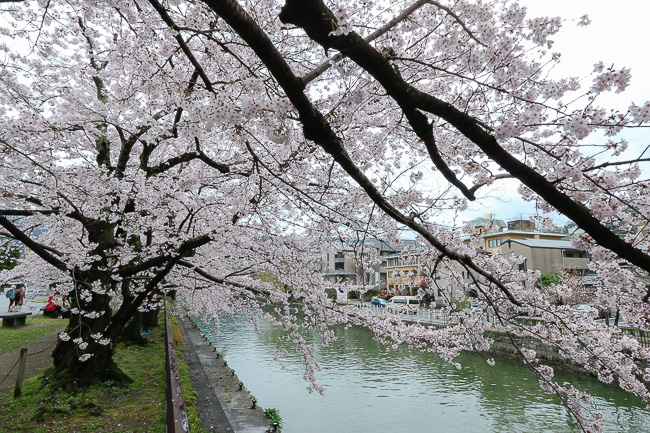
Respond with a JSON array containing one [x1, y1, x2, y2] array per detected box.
[[386, 296, 421, 314], [370, 297, 387, 307]]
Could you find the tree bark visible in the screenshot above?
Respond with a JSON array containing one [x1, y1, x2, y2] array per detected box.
[[48, 276, 132, 389]]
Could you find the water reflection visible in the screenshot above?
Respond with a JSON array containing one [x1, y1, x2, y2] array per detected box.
[[197, 317, 650, 433]]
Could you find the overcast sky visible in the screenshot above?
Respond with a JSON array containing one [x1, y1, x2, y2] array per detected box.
[[463, 0, 649, 227]]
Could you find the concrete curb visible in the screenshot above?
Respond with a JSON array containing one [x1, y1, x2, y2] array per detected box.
[[175, 311, 271, 433]]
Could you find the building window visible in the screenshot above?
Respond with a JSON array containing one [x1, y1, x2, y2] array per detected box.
[[335, 262, 344, 270], [488, 240, 496, 248], [518, 262, 526, 271], [496, 238, 504, 246], [388, 272, 393, 278]]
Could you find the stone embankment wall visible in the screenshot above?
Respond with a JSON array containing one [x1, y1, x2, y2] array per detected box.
[[175, 311, 272, 433], [366, 305, 641, 377]]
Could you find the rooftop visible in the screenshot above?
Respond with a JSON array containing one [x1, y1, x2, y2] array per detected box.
[[470, 216, 507, 228], [506, 238, 581, 250], [481, 230, 566, 238]]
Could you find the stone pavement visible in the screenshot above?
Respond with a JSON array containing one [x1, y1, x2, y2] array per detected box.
[[175, 311, 271, 433], [0, 328, 60, 395]]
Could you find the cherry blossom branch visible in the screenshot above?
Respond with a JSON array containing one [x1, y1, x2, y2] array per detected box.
[[242, 139, 359, 224], [108, 254, 183, 339], [147, 0, 216, 93], [114, 124, 152, 178], [143, 147, 230, 176], [0, 209, 57, 216], [468, 173, 513, 195], [278, 0, 650, 285], [402, 106, 476, 200], [427, 1, 486, 47], [301, 0, 429, 85], [0, 139, 56, 177], [118, 233, 212, 278], [0, 215, 69, 272], [171, 70, 200, 138], [585, 157, 650, 171], [390, 55, 566, 115], [201, 0, 521, 306], [177, 259, 271, 297]]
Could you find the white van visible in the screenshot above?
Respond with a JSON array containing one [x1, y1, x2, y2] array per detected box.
[[386, 296, 421, 314]]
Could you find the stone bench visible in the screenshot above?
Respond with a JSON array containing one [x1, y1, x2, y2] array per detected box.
[[40, 307, 70, 319], [41, 307, 58, 318], [0, 312, 32, 327]]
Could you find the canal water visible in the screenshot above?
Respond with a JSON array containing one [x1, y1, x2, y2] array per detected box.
[[197, 317, 650, 432]]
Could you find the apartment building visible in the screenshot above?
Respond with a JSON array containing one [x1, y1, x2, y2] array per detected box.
[[500, 238, 591, 275]]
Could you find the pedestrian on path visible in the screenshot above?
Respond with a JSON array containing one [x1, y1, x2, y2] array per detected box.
[[5, 284, 24, 312], [5, 286, 16, 312], [13, 284, 25, 312]]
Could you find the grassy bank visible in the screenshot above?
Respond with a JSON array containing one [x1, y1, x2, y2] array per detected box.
[[0, 313, 205, 433], [0, 316, 65, 355]]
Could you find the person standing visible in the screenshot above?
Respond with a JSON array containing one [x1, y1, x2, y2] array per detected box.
[[141, 292, 162, 336], [6, 286, 16, 311], [13, 284, 25, 311]]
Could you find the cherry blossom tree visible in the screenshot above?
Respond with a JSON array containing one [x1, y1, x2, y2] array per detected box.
[[2, 0, 650, 430]]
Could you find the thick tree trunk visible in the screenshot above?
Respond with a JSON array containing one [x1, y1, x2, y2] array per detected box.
[[120, 312, 148, 345], [48, 339, 131, 391], [47, 276, 133, 390], [150, 308, 160, 328]]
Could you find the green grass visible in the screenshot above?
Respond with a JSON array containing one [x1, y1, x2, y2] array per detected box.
[[0, 313, 207, 433], [170, 315, 207, 433], [0, 315, 66, 355]]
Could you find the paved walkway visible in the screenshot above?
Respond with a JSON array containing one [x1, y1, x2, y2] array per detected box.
[[175, 311, 270, 433], [0, 327, 60, 395]]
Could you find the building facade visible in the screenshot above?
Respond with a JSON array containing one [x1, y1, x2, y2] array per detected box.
[[499, 238, 591, 275], [320, 239, 423, 300]]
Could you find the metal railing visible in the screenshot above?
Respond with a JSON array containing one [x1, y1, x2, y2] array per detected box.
[[620, 326, 650, 348], [357, 303, 650, 348], [164, 298, 189, 433], [361, 304, 452, 326]]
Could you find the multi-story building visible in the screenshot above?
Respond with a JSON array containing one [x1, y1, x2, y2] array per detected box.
[[384, 253, 425, 296], [469, 214, 507, 236], [500, 238, 591, 274], [475, 230, 567, 255], [383, 247, 492, 306], [321, 247, 358, 285], [465, 214, 566, 254], [320, 239, 423, 300], [500, 238, 596, 303], [464, 214, 599, 300]]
